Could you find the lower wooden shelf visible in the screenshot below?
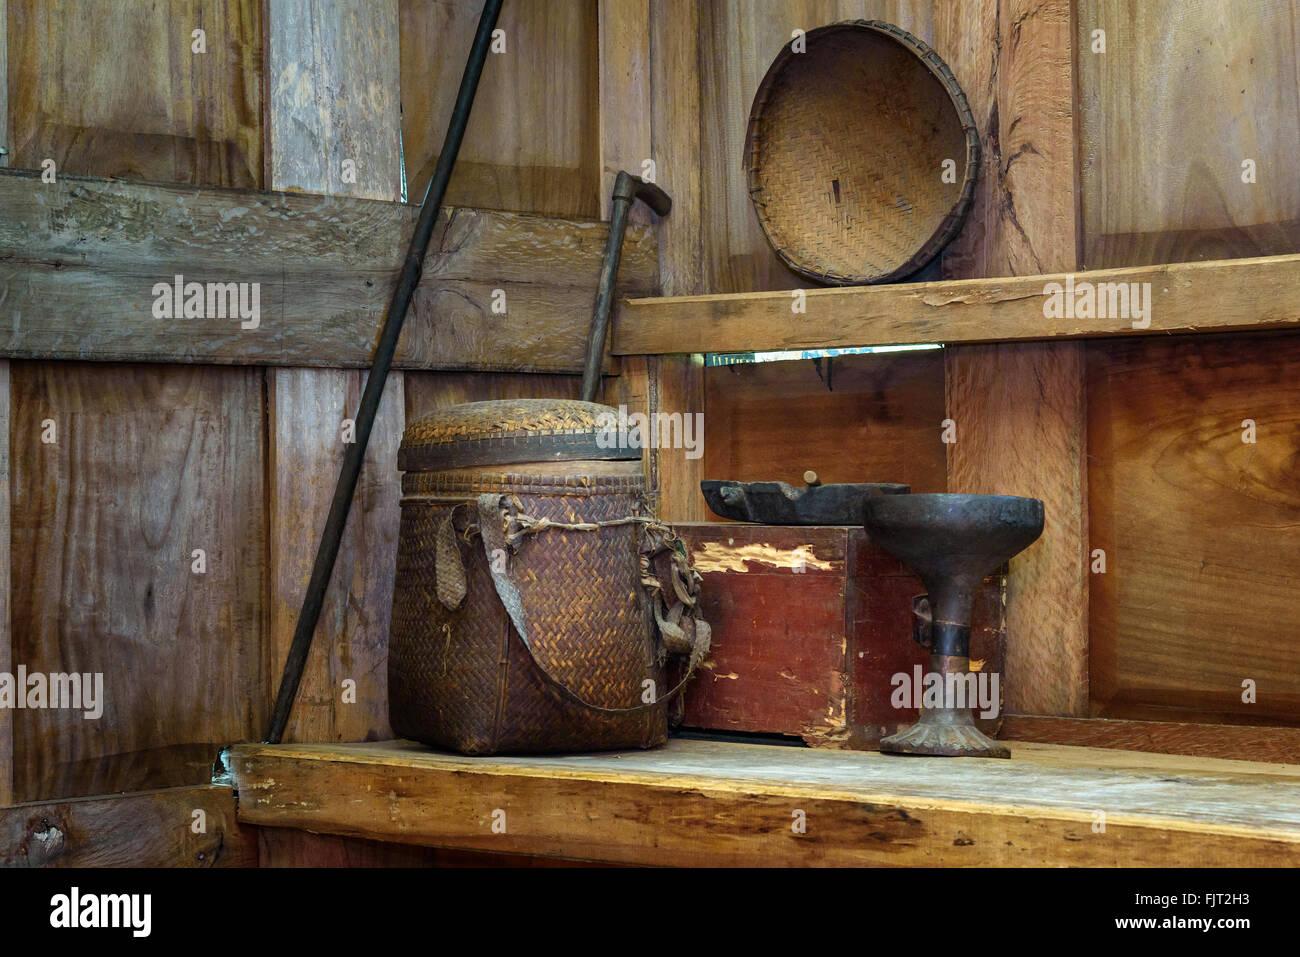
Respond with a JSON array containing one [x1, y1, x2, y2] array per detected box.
[[223, 738, 1300, 867]]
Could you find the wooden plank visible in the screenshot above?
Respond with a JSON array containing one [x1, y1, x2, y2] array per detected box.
[[0, 785, 254, 867], [0, 0, 9, 809], [649, 0, 703, 298], [226, 738, 1300, 866], [1087, 332, 1300, 725], [702, 351, 947, 494], [400, 0, 599, 217], [267, 372, 401, 744], [934, 0, 1087, 717], [10, 363, 267, 802], [1002, 715, 1300, 766], [947, 342, 1087, 719], [1078, 0, 1300, 268], [8, 0, 262, 187], [264, 0, 403, 745], [0, 168, 657, 371], [636, 0, 708, 522], [404, 372, 581, 424], [266, 0, 402, 198], [0, 0, 9, 168], [598, 0, 652, 221], [0, 360, 9, 807], [615, 253, 1300, 354], [5, 3, 270, 805]]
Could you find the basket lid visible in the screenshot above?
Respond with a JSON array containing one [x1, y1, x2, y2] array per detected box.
[[399, 398, 641, 471], [744, 19, 979, 285]]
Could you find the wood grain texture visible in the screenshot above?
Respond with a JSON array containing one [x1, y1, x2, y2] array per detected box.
[[266, 0, 401, 199], [400, 0, 599, 217], [0, 0, 9, 806], [8, 0, 262, 187], [10, 363, 266, 802], [615, 253, 1300, 354], [265, 0, 403, 745], [0, 785, 254, 867], [404, 372, 582, 424], [227, 738, 1300, 866], [935, 0, 1087, 717], [697, 1, 937, 294], [638, 1, 707, 522], [649, 0, 703, 297], [1001, 715, 1300, 765], [0, 361, 9, 807], [0, 0, 8, 169], [936, 0, 1077, 279], [1077, 0, 1300, 268], [947, 343, 1087, 718], [703, 351, 947, 494], [1088, 333, 1300, 725], [598, 0, 652, 222], [0, 168, 657, 371], [267, 372, 402, 744]]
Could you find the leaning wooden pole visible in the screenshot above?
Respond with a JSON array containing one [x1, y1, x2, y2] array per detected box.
[[266, 0, 504, 744]]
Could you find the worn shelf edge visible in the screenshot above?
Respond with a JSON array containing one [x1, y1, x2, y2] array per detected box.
[[224, 738, 1300, 867], [613, 253, 1300, 355]]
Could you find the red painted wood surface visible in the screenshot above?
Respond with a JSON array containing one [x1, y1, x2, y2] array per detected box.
[[677, 524, 1005, 748]]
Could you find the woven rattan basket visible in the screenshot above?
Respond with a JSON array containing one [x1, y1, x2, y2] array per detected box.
[[389, 398, 709, 755], [744, 20, 979, 285]]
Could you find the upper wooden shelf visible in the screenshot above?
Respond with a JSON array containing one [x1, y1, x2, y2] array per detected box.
[[224, 737, 1300, 866], [613, 254, 1300, 355]]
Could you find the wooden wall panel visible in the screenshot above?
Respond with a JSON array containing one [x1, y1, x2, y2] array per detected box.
[[0, 359, 9, 807], [702, 351, 947, 496], [5, 1, 269, 802], [698, 1, 936, 295], [1078, 0, 1300, 268], [10, 363, 266, 802], [8, 0, 262, 187], [399, 0, 599, 217], [1088, 333, 1300, 724], [0, 0, 10, 809], [0, 168, 657, 372], [935, 0, 1088, 717], [0, 785, 255, 867], [265, 0, 402, 744], [404, 372, 581, 424], [1078, 1, 1300, 725]]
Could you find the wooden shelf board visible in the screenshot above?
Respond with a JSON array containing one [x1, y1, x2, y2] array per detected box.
[[224, 737, 1300, 867], [613, 254, 1300, 355]]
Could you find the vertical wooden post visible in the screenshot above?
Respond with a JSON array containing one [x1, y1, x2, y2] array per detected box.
[[936, 0, 1089, 717], [265, 0, 403, 742], [0, 0, 12, 807], [601, 0, 706, 522]]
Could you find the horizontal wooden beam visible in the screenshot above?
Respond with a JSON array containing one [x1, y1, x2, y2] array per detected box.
[[0, 785, 254, 867], [225, 738, 1300, 866], [614, 254, 1300, 354], [0, 168, 655, 371]]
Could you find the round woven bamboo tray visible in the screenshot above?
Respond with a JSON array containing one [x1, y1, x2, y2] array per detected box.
[[744, 20, 979, 285]]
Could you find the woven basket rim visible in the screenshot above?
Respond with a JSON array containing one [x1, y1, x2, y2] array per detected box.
[[744, 19, 980, 285]]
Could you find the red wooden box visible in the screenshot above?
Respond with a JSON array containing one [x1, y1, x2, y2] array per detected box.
[[676, 523, 1006, 749]]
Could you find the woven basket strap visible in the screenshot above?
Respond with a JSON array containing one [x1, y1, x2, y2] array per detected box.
[[475, 493, 702, 716]]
